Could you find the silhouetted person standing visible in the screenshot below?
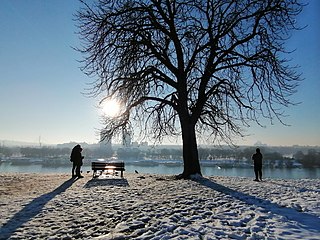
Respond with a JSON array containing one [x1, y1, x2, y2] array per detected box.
[[252, 148, 263, 181], [70, 144, 84, 178]]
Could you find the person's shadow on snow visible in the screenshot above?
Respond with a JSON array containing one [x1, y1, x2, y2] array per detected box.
[[267, 180, 320, 194], [196, 178, 320, 233], [0, 177, 77, 239]]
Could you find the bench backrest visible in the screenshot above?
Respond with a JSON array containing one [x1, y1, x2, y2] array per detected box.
[[92, 161, 125, 169]]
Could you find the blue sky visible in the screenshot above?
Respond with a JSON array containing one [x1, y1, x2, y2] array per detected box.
[[0, 0, 319, 146]]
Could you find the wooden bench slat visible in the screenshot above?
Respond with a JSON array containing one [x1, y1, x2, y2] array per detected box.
[[91, 161, 125, 178]]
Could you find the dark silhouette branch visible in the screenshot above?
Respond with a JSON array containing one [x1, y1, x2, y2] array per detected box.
[[76, 0, 304, 177]]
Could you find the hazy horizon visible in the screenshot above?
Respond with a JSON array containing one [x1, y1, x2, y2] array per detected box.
[[1, 138, 319, 148]]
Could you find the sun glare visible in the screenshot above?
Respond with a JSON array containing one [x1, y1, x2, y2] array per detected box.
[[100, 99, 121, 117]]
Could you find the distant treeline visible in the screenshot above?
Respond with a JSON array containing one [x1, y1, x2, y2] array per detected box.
[[0, 146, 113, 159], [293, 149, 320, 167], [0, 145, 319, 167]]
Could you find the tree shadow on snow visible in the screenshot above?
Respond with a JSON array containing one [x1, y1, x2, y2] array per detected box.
[[196, 178, 320, 233], [0, 177, 77, 239]]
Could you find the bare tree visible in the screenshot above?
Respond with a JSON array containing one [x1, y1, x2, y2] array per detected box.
[[76, 0, 303, 178]]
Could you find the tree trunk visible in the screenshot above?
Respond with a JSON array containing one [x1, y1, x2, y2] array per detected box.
[[178, 120, 202, 179]]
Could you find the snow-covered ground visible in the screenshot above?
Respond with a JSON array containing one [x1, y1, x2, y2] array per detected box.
[[0, 173, 319, 239]]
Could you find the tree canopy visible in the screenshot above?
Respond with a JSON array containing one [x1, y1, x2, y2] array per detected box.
[[76, 0, 303, 178]]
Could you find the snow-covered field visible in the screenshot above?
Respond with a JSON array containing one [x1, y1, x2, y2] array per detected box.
[[0, 173, 319, 239]]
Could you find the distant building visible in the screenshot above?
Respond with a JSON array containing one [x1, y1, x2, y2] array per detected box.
[[126, 141, 149, 150], [254, 141, 268, 147], [122, 128, 132, 148]]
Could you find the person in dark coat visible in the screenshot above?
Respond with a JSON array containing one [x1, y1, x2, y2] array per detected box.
[[70, 144, 84, 178], [252, 148, 263, 182]]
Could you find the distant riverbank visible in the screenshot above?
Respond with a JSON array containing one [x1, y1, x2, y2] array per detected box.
[[1, 158, 319, 179]]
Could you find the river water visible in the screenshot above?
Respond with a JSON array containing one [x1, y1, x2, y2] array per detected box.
[[1, 159, 319, 179]]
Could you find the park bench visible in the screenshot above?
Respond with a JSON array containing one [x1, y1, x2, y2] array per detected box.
[[91, 161, 125, 178]]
